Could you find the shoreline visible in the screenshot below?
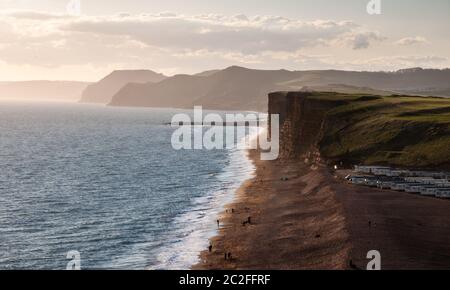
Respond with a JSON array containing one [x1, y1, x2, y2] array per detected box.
[[147, 146, 255, 270], [194, 149, 450, 270], [193, 150, 350, 269]]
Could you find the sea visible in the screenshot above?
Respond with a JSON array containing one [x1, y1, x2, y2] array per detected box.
[[0, 99, 255, 270]]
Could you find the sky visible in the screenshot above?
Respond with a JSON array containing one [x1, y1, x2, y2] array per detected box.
[[0, 0, 449, 81]]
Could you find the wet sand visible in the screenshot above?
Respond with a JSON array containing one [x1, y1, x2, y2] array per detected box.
[[194, 150, 450, 270]]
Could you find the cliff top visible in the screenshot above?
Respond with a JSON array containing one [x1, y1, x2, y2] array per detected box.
[[270, 91, 450, 169]]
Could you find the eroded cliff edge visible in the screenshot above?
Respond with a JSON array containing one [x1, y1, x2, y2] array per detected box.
[[264, 91, 450, 270], [269, 91, 450, 170], [195, 91, 450, 270]]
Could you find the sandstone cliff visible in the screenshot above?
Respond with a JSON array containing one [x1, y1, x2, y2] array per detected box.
[[268, 91, 450, 170]]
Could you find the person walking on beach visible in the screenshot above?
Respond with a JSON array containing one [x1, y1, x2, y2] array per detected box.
[[209, 244, 213, 253], [217, 219, 220, 228]]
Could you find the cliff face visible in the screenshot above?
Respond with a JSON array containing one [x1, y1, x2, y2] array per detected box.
[[268, 91, 450, 170], [268, 92, 343, 159]]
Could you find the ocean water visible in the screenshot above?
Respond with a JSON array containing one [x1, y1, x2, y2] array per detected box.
[[0, 100, 255, 270]]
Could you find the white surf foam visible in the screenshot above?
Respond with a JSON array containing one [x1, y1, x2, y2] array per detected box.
[[147, 130, 257, 270]]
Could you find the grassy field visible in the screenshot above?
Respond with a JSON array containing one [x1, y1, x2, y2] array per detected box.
[[311, 93, 450, 169]]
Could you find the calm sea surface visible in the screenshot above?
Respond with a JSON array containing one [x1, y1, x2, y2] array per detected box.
[[0, 100, 254, 269]]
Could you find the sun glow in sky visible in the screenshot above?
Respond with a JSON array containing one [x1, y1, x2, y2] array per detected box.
[[0, 0, 449, 81]]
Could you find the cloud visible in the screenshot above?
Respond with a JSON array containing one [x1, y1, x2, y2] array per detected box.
[[351, 32, 386, 50], [0, 11, 386, 68], [395, 36, 428, 46], [330, 55, 449, 71], [392, 55, 447, 65], [169, 48, 450, 72], [332, 31, 386, 50], [2, 10, 69, 20], [58, 14, 367, 53], [0, 10, 446, 78]]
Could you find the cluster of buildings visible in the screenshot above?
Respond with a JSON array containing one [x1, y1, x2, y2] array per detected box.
[[347, 166, 450, 199]]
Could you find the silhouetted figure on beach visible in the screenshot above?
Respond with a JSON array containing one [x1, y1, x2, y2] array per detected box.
[[242, 216, 253, 226], [217, 220, 220, 228], [228, 253, 232, 260], [209, 245, 213, 253]]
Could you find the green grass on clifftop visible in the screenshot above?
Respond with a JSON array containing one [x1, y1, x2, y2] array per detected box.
[[312, 92, 450, 169]]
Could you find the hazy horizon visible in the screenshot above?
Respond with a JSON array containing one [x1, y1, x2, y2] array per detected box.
[[2, 66, 450, 83], [0, 0, 449, 82]]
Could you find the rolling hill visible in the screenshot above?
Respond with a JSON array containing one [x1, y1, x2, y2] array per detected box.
[[80, 70, 167, 104], [109, 66, 450, 112]]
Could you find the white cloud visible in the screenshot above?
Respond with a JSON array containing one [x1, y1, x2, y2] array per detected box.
[[330, 55, 449, 71], [0, 10, 447, 79], [59, 14, 367, 53], [3, 10, 69, 20], [0, 11, 387, 69], [395, 36, 428, 46], [332, 31, 386, 50]]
